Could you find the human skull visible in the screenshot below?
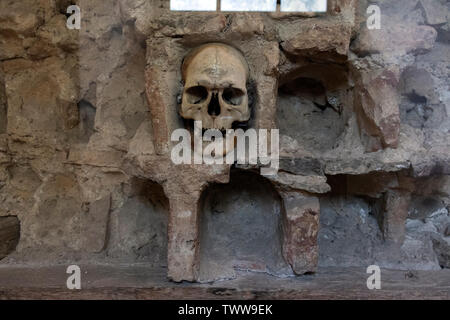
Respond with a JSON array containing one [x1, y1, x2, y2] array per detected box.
[[181, 43, 250, 130]]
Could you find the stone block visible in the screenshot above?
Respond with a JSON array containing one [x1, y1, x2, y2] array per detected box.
[[353, 66, 401, 151], [279, 191, 320, 274], [381, 190, 411, 244]]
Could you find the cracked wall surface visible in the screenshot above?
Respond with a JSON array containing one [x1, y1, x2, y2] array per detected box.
[[0, 0, 449, 281]]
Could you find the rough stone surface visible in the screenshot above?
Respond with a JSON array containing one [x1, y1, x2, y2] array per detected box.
[[0, 216, 20, 260], [419, 0, 448, 26], [107, 180, 168, 265], [279, 17, 353, 60], [280, 191, 320, 275], [0, 0, 449, 287], [352, 22, 437, 57], [198, 171, 292, 282], [318, 196, 384, 268], [352, 66, 401, 151], [318, 195, 448, 271]]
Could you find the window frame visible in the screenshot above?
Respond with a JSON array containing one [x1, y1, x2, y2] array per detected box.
[[170, 0, 328, 13]]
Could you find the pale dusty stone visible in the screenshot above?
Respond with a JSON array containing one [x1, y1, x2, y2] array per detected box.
[[128, 121, 156, 158], [119, 0, 156, 36], [0, 0, 54, 36], [77, 0, 122, 41], [35, 15, 78, 52], [352, 22, 437, 57], [2, 57, 78, 140], [381, 190, 412, 244], [279, 18, 353, 58], [67, 147, 124, 168], [268, 172, 330, 194], [229, 13, 264, 36], [19, 174, 82, 250], [80, 195, 111, 253], [419, 0, 448, 25], [400, 67, 437, 104], [352, 65, 401, 151]]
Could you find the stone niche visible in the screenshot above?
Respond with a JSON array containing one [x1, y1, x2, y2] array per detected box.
[[107, 179, 169, 265], [133, 0, 449, 282], [139, 0, 359, 282], [143, 35, 323, 281], [198, 170, 322, 282], [198, 170, 291, 282], [277, 63, 350, 154]]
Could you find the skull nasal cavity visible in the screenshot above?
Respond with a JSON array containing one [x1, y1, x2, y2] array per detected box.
[[208, 93, 221, 116]]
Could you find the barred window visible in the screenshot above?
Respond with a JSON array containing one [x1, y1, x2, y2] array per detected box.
[[281, 0, 327, 12], [170, 0, 217, 11], [221, 0, 277, 12], [170, 0, 327, 12]]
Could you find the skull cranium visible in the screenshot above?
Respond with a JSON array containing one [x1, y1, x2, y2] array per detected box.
[[180, 43, 250, 130]]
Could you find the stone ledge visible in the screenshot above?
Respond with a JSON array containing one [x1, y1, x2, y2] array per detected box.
[[0, 265, 448, 300]]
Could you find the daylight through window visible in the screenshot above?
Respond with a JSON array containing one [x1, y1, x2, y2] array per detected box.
[[170, 0, 328, 12]]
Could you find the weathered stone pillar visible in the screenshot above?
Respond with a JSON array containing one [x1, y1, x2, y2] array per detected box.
[[381, 190, 411, 244], [166, 194, 201, 282], [145, 38, 184, 156], [164, 165, 229, 282], [279, 191, 320, 274]]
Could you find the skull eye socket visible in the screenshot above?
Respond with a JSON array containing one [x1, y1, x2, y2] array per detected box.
[[185, 86, 208, 104], [222, 88, 244, 106]]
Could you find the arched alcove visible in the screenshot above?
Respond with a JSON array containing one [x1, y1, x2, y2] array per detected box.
[[107, 179, 169, 266], [277, 64, 349, 154], [197, 170, 292, 282]]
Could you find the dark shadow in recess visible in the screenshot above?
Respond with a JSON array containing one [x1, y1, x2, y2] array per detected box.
[[198, 169, 292, 282]]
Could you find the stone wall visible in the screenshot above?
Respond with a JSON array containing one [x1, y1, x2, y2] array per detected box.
[[0, 0, 448, 281]]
